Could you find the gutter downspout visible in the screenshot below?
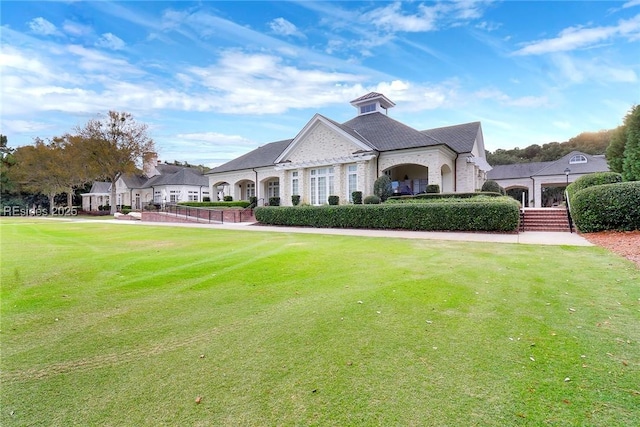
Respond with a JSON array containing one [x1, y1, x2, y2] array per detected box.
[[529, 177, 535, 208], [252, 168, 259, 202], [453, 153, 459, 192]]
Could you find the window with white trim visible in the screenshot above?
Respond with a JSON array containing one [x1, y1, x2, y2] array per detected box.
[[291, 171, 299, 196], [310, 167, 334, 205], [347, 164, 358, 202], [569, 154, 587, 164], [170, 190, 180, 203], [154, 191, 161, 203], [267, 180, 279, 198], [245, 183, 255, 199], [360, 103, 376, 114], [188, 191, 199, 201]]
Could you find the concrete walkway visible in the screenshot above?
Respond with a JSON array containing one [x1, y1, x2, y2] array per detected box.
[[68, 218, 593, 246]]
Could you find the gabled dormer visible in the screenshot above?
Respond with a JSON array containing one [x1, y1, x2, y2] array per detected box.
[[350, 92, 395, 116]]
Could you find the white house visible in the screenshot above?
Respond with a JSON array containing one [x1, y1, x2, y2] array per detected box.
[[207, 92, 492, 206], [488, 151, 610, 207], [81, 155, 210, 211]]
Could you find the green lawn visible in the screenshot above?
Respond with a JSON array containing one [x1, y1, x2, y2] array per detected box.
[[1, 218, 639, 426]]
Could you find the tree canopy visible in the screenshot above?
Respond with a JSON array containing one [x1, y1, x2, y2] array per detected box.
[[487, 130, 614, 165], [4, 112, 154, 214], [621, 105, 640, 181], [74, 111, 155, 214]]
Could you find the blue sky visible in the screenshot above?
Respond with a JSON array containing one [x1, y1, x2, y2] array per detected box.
[[1, 1, 639, 167]]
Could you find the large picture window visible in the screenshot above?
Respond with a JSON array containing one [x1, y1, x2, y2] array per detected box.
[[310, 167, 334, 205], [291, 171, 299, 196], [347, 164, 358, 202]]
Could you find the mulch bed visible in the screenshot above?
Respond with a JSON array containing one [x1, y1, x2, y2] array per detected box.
[[582, 230, 640, 268]]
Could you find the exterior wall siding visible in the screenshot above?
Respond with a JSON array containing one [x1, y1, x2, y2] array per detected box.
[[287, 122, 362, 163]]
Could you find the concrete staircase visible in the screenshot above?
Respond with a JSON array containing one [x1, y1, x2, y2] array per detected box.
[[521, 208, 571, 232]]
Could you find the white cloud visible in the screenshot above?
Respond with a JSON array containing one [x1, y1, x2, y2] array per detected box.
[[28, 17, 60, 36], [269, 17, 306, 39], [514, 14, 640, 55], [1, 119, 52, 135], [363, 2, 441, 32], [175, 132, 254, 147], [62, 20, 93, 37], [183, 51, 365, 114], [473, 88, 548, 107], [96, 33, 126, 50], [550, 54, 637, 84], [623, 0, 640, 8]]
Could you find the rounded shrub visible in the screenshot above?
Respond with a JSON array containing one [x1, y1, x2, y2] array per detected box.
[[373, 175, 393, 201], [481, 180, 505, 195], [328, 195, 339, 205], [426, 184, 440, 194], [363, 195, 381, 204], [352, 191, 363, 205], [291, 195, 301, 206], [223, 195, 233, 202], [268, 197, 280, 206], [571, 181, 640, 232]]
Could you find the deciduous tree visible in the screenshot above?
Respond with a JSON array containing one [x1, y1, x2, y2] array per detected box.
[[75, 111, 155, 214], [606, 125, 627, 173], [9, 139, 69, 211]]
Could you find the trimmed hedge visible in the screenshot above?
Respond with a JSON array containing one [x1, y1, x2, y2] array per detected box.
[[328, 195, 339, 205], [363, 195, 381, 204], [567, 172, 622, 203], [388, 191, 503, 202], [571, 181, 640, 232], [178, 201, 251, 208], [255, 198, 520, 232], [386, 195, 508, 204]]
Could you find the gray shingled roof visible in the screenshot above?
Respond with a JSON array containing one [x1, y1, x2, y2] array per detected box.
[[208, 113, 482, 174], [421, 122, 481, 154], [120, 174, 147, 189], [487, 152, 609, 180], [208, 139, 293, 174], [487, 162, 550, 180], [89, 181, 111, 193], [351, 92, 384, 103], [145, 168, 208, 186], [342, 112, 442, 151]]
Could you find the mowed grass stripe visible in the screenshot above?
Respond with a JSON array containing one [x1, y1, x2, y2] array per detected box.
[[1, 219, 638, 426]]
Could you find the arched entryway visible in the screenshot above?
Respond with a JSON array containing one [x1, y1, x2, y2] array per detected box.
[[212, 181, 231, 201], [383, 164, 429, 195], [235, 179, 255, 201], [506, 186, 530, 207], [261, 177, 280, 201]]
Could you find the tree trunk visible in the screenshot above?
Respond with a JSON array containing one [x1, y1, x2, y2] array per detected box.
[[67, 190, 73, 208], [49, 192, 55, 214], [110, 173, 120, 215]]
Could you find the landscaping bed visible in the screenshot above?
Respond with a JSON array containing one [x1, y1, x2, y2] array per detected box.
[[584, 230, 640, 268]]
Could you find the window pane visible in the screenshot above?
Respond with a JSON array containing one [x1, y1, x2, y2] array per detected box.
[[318, 176, 326, 204]]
